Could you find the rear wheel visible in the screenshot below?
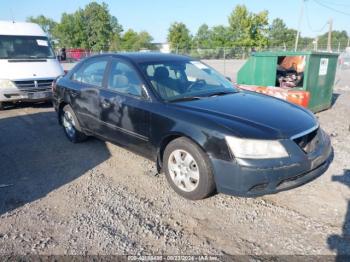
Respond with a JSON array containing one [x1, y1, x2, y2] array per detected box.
[[164, 137, 216, 200], [0, 102, 4, 110], [61, 105, 87, 143]]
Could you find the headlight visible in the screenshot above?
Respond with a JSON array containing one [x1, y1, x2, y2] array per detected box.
[[0, 79, 16, 88], [225, 136, 289, 159]]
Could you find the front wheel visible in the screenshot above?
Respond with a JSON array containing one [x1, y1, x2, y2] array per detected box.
[[61, 105, 87, 143], [164, 137, 216, 200]]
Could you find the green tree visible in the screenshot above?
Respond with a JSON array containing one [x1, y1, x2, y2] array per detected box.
[[136, 31, 154, 50], [298, 36, 314, 50], [110, 16, 123, 36], [109, 34, 122, 51], [53, 10, 87, 48], [26, 15, 57, 38], [53, 2, 123, 51], [269, 18, 296, 48], [167, 22, 192, 51], [120, 29, 154, 51], [228, 5, 269, 48], [120, 29, 139, 51], [83, 2, 114, 51], [210, 25, 232, 48], [193, 24, 212, 49], [317, 30, 349, 50]]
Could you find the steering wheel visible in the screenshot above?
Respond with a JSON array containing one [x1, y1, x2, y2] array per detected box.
[[187, 79, 206, 92]]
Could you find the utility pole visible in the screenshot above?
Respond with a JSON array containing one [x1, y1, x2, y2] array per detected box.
[[313, 37, 318, 51], [327, 18, 333, 52], [295, 0, 306, 51]]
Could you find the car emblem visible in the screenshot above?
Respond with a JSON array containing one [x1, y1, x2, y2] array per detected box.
[[34, 80, 38, 88]]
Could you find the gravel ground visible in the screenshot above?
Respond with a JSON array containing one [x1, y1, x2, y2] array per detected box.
[[0, 64, 349, 257]]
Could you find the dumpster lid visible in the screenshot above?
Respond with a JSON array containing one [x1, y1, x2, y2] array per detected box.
[[253, 51, 339, 57]]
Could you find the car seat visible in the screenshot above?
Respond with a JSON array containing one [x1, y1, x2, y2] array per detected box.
[[152, 67, 180, 99]]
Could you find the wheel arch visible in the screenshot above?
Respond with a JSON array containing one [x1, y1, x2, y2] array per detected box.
[[57, 101, 68, 125], [156, 132, 207, 173], [58, 102, 84, 132]]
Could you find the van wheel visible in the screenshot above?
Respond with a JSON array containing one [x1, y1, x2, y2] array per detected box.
[[61, 105, 87, 143], [164, 137, 216, 200]]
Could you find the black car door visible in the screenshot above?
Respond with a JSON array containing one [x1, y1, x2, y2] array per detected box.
[[69, 57, 109, 133], [98, 58, 153, 158]]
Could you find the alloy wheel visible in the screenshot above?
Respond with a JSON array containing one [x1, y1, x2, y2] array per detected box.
[[62, 111, 76, 138], [168, 149, 200, 192]]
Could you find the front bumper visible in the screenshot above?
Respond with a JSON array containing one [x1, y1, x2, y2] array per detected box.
[[0, 87, 52, 103], [211, 130, 332, 197]]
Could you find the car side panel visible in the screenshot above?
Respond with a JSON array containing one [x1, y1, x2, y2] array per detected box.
[[98, 88, 154, 159], [147, 103, 232, 163]]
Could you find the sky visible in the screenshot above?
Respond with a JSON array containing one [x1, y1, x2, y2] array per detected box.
[[0, 0, 349, 42]]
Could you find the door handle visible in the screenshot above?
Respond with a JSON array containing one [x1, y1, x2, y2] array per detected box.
[[101, 99, 111, 108]]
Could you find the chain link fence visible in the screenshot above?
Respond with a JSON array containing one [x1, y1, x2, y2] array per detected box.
[[60, 44, 349, 60], [59, 45, 350, 78]]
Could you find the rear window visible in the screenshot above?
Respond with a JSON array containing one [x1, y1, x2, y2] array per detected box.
[[0, 35, 55, 59]]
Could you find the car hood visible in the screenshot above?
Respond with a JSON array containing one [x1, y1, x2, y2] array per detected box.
[[172, 91, 318, 139], [0, 59, 64, 80]]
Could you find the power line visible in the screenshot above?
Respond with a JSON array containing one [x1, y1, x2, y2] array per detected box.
[[313, 0, 350, 16], [318, 0, 350, 8], [305, 2, 329, 32]]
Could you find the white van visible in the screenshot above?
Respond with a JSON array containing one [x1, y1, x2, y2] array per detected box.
[[0, 21, 64, 109]]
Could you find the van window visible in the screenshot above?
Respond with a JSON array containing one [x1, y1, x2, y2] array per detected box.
[[0, 35, 55, 59]]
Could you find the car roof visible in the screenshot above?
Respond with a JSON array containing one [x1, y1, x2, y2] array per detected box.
[[110, 52, 192, 63]]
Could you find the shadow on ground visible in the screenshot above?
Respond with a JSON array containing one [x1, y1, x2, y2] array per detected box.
[[331, 93, 341, 107], [328, 169, 350, 260], [0, 111, 111, 215]]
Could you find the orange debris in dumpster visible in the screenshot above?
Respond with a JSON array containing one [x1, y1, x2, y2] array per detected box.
[[236, 84, 310, 108]]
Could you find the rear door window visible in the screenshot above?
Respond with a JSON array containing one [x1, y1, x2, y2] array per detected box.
[[72, 59, 108, 87]]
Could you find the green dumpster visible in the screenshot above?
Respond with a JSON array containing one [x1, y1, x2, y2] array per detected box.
[[237, 51, 339, 112]]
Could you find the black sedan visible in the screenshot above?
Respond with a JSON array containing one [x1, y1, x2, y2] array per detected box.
[[52, 53, 332, 200]]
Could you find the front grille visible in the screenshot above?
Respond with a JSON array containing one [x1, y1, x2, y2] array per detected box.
[[293, 128, 322, 154], [14, 79, 54, 92]]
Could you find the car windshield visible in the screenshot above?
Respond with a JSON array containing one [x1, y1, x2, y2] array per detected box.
[[0, 35, 55, 59], [140, 60, 237, 101]]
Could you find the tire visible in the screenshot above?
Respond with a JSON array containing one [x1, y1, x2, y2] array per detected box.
[[163, 137, 216, 200], [61, 105, 87, 143], [0, 102, 3, 110]]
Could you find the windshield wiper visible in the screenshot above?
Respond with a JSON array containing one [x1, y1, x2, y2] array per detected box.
[[168, 96, 203, 103], [206, 91, 237, 97]]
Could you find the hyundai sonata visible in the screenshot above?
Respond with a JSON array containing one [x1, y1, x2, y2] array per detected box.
[[52, 53, 332, 200]]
